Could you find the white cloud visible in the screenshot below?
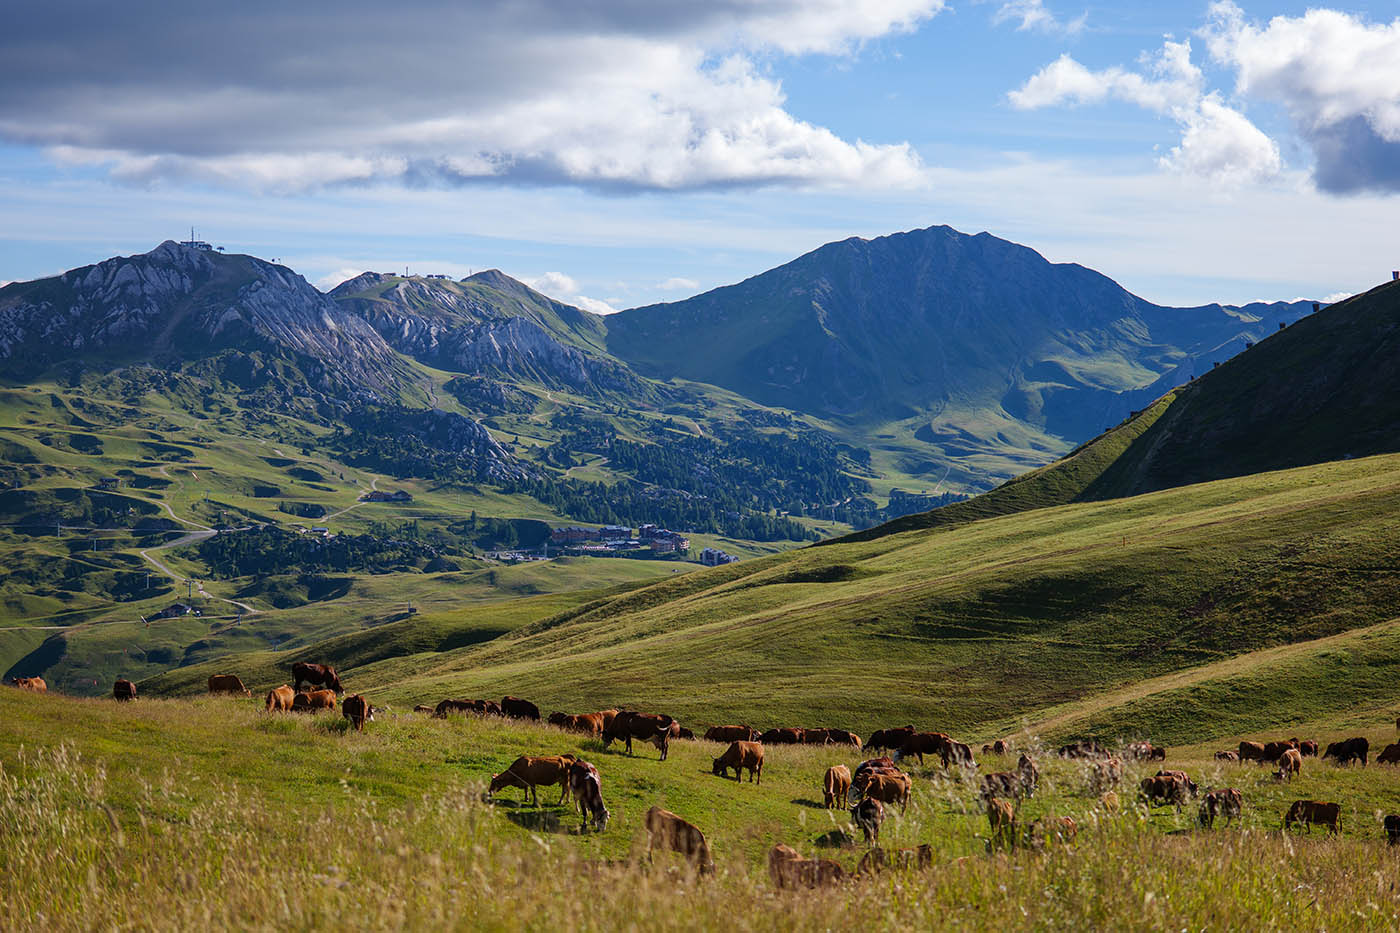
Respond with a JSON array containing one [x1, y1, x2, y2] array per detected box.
[[992, 0, 1085, 37], [1010, 39, 1280, 184], [1321, 291, 1354, 303], [573, 295, 622, 315], [0, 1, 941, 193], [523, 272, 579, 298], [1202, 2, 1400, 192], [658, 277, 700, 291]]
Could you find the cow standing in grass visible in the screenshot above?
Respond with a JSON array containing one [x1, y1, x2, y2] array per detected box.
[[1323, 737, 1369, 767], [1199, 789, 1243, 828], [712, 741, 763, 783], [208, 674, 249, 696], [112, 679, 136, 701], [851, 797, 885, 845], [644, 807, 712, 874], [603, 711, 677, 760], [824, 765, 851, 809], [488, 755, 577, 806], [291, 662, 343, 695], [341, 694, 372, 732], [1285, 800, 1341, 834], [1275, 748, 1302, 781], [265, 684, 295, 712], [567, 760, 608, 832]]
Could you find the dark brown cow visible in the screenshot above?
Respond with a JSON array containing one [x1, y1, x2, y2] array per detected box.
[[341, 694, 371, 731], [10, 676, 47, 692], [501, 696, 540, 721], [1285, 800, 1340, 834], [851, 797, 885, 845], [768, 844, 845, 889], [265, 684, 296, 712], [759, 727, 805, 745], [676, 726, 695, 740], [291, 662, 343, 695], [488, 755, 577, 806], [207, 674, 250, 696], [1299, 740, 1319, 757], [292, 689, 337, 712], [852, 758, 900, 795], [1377, 743, 1400, 765], [644, 807, 712, 874], [864, 726, 915, 753], [1198, 788, 1242, 828], [712, 741, 763, 783], [555, 712, 606, 736], [856, 844, 933, 874], [112, 679, 136, 701], [603, 711, 677, 760], [801, 728, 832, 745], [1238, 741, 1267, 763], [1139, 774, 1191, 810], [566, 760, 608, 831], [986, 797, 1016, 849], [1322, 737, 1369, 767], [896, 731, 948, 765], [1385, 814, 1400, 845], [1262, 740, 1297, 762], [1155, 770, 1199, 797], [825, 729, 862, 747], [824, 765, 851, 809], [435, 698, 501, 718], [863, 773, 912, 812], [704, 725, 759, 743], [1275, 748, 1302, 781]]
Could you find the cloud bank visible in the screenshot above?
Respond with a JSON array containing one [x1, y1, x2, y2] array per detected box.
[[0, 0, 942, 193]]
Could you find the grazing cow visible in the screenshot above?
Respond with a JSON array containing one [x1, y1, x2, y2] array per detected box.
[[863, 773, 912, 813], [1275, 748, 1302, 782], [1198, 788, 1243, 828], [857, 844, 933, 874], [10, 676, 47, 692], [1058, 739, 1110, 759], [676, 726, 695, 740], [896, 731, 949, 765], [1385, 814, 1400, 846], [942, 740, 976, 769], [986, 797, 1015, 849], [864, 726, 915, 753], [759, 727, 805, 745], [1139, 775, 1192, 810], [801, 728, 832, 745], [851, 797, 885, 845], [1262, 740, 1297, 763], [341, 694, 371, 731], [501, 696, 540, 721], [983, 755, 1039, 801], [644, 807, 712, 874], [488, 755, 576, 806], [852, 758, 899, 795], [265, 684, 296, 712], [1377, 743, 1400, 765], [1299, 740, 1319, 757], [1238, 741, 1268, 763], [207, 674, 250, 696], [435, 698, 500, 718], [1155, 770, 1199, 797], [768, 844, 845, 889], [603, 711, 677, 760], [825, 729, 862, 747], [1284, 800, 1341, 835], [712, 741, 763, 783], [567, 760, 608, 832], [557, 713, 606, 736], [1089, 757, 1123, 794], [595, 709, 620, 729], [112, 679, 136, 701], [704, 725, 760, 743], [292, 689, 337, 712], [1322, 737, 1369, 767], [291, 662, 343, 695], [824, 765, 851, 809], [1215, 750, 1240, 762]]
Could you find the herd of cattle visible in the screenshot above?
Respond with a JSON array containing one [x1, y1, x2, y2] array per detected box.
[[11, 671, 1400, 884]]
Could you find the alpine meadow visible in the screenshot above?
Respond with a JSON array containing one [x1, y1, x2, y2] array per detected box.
[[6, 2, 1400, 931]]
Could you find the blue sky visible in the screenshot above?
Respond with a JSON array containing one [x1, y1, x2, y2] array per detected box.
[[2, 1, 1399, 310]]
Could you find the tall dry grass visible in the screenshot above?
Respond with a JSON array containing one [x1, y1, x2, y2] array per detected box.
[[3, 744, 1400, 931]]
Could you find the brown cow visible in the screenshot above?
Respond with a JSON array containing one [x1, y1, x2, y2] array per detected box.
[[1238, 741, 1267, 763], [983, 755, 1039, 801], [851, 796, 885, 845], [896, 731, 948, 765], [759, 727, 805, 745], [1262, 740, 1297, 762], [489, 755, 576, 806], [1089, 756, 1123, 793], [942, 740, 976, 769], [1214, 750, 1240, 762], [801, 728, 832, 745], [595, 709, 620, 729], [435, 698, 499, 718], [1323, 737, 1369, 767], [1198, 788, 1243, 828], [1155, 770, 1199, 797], [1385, 814, 1400, 845], [567, 760, 608, 831], [704, 725, 759, 743], [604, 711, 677, 760], [112, 679, 136, 701], [1299, 739, 1319, 757], [712, 741, 763, 783], [559, 712, 606, 736], [986, 797, 1015, 849], [291, 662, 343, 695], [265, 684, 296, 712], [1285, 800, 1340, 834], [824, 765, 851, 809], [341, 694, 371, 731], [1139, 775, 1191, 810], [208, 674, 250, 696], [1377, 743, 1400, 765], [10, 676, 47, 692], [852, 758, 899, 795], [856, 844, 932, 874], [501, 696, 540, 721], [292, 689, 337, 712], [863, 772, 912, 812], [825, 729, 862, 747], [644, 807, 712, 874], [864, 726, 915, 753], [768, 844, 845, 889], [1275, 748, 1302, 781]]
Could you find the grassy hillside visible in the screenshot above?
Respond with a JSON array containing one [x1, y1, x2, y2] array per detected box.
[[3, 687, 1400, 930], [142, 450, 1400, 753]]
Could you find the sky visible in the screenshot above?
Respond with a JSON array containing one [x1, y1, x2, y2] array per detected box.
[[2, 1, 1399, 311]]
